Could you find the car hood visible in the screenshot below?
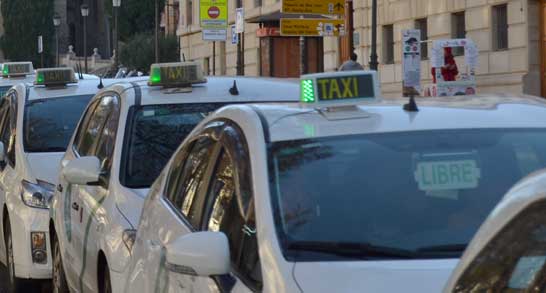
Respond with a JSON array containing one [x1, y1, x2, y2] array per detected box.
[[115, 188, 149, 229], [293, 259, 458, 292], [26, 152, 64, 185]]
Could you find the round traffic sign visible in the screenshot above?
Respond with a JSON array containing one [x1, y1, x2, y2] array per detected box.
[[208, 6, 220, 19]]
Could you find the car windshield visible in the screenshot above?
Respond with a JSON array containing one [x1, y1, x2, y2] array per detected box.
[[121, 103, 225, 189], [268, 128, 546, 261], [23, 95, 94, 153]]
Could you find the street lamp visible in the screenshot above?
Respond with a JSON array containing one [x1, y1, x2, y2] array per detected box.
[[81, 4, 89, 73], [113, 0, 121, 70], [53, 15, 61, 67], [369, 0, 379, 71]]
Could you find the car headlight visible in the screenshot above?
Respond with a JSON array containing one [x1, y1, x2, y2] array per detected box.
[[21, 180, 55, 209], [122, 229, 137, 253]]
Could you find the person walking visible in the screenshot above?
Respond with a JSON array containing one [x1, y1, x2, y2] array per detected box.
[[339, 52, 364, 71]]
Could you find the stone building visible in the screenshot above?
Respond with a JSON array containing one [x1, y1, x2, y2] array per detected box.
[[178, 0, 546, 97], [54, 0, 111, 59]]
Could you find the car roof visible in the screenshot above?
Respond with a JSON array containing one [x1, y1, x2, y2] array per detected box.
[[113, 76, 300, 106], [0, 75, 36, 88], [248, 94, 546, 142], [26, 78, 119, 100]]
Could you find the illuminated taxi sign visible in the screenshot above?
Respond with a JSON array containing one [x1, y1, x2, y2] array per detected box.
[[2, 62, 34, 78], [148, 62, 206, 87], [35, 68, 77, 86], [300, 71, 380, 105]]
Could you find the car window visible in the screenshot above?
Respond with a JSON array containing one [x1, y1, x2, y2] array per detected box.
[[451, 200, 546, 292], [164, 142, 193, 204], [23, 94, 94, 152], [73, 99, 99, 155], [171, 136, 216, 227], [0, 93, 17, 167], [206, 149, 262, 290], [94, 96, 120, 172], [0, 86, 12, 98], [74, 97, 113, 156]]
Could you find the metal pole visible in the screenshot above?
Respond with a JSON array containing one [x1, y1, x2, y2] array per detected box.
[[236, 33, 242, 75], [212, 41, 216, 75], [299, 36, 306, 75], [84, 16, 88, 73], [154, 0, 159, 63], [114, 6, 119, 68], [241, 32, 245, 75], [55, 29, 59, 67], [347, 0, 354, 52], [369, 0, 378, 71]]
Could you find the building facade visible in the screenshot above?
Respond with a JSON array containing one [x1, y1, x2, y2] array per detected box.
[[178, 0, 545, 97]]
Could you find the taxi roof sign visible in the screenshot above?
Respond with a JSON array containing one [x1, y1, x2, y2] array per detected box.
[[35, 68, 78, 86], [148, 62, 206, 88], [300, 71, 381, 106], [2, 62, 34, 78]]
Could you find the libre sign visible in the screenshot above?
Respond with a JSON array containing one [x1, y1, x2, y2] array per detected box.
[[282, 0, 345, 15], [280, 19, 346, 37], [200, 0, 228, 41]]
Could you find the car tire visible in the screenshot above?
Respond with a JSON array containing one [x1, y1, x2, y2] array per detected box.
[[100, 265, 112, 293], [5, 223, 25, 293], [52, 235, 69, 293]]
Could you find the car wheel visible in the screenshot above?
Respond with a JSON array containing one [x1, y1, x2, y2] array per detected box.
[[100, 265, 112, 293], [5, 223, 24, 293], [52, 235, 69, 293]]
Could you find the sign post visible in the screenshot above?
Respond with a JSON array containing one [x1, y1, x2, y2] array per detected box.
[[200, 0, 228, 41], [402, 29, 421, 96], [280, 18, 346, 37]]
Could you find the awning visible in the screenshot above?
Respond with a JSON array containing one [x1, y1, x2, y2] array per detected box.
[[246, 11, 333, 23]]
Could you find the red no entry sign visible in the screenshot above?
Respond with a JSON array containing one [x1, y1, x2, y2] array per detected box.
[[208, 6, 220, 19]]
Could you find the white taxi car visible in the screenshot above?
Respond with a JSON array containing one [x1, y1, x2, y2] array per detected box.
[[444, 169, 546, 292], [50, 62, 299, 293], [0, 62, 36, 97], [125, 71, 546, 293], [0, 67, 116, 292]]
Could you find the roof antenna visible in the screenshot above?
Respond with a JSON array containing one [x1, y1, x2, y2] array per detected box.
[[229, 80, 239, 96], [182, 53, 186, 62], [97, 77, 104, 89], [403, 93, 419, 112]]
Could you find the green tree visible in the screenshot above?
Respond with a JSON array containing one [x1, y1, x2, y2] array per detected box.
[[119, 33, 178, 73], [1, 0, 55, 67], [104, 0, 165, 41]]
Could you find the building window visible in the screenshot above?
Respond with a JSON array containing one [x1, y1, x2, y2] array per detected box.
[[254, 0, 262, 7], [186, 0, 193, 26], [382, 25, 394, 65], [415, 18, 428, 60], [451, 12, 466, 56], [492, 4, 508, 51]]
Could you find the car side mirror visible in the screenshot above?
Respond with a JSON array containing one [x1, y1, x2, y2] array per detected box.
[[165, 232, 230, 277], [62, 156, 101, 185]]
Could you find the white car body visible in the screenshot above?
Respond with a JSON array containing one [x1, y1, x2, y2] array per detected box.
[[0, 77, 114, 282], [444, 169, 546, 292], [125, 93, 546, 293], [50, 76, 299, 293]]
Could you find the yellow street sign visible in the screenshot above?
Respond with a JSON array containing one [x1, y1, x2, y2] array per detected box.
[[282, 0, 345, 15], [199, 0, 228, 29], [280, 19, 346, 37]]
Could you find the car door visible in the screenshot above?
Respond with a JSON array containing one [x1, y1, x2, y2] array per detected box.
[[76, 94, 120, 293], [57, 98, 100, 286], [131, 125, 221, 293], [0, 91, 19, 226], [171, 122, 261, 293], [446, 199, 546, 292]]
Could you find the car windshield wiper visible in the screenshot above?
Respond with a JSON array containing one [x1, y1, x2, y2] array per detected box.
[[416, 244, 467, 254], [286, 241, 417, 260]]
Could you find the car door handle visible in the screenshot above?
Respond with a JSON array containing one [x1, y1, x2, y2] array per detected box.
[[71, 202, 79, 211]]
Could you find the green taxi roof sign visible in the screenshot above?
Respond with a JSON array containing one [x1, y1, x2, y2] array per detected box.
[[35, 68, 78, 86], [300, 71, 381, 106], [148, 62, 206, 88], [2, 62, 34, 78]]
